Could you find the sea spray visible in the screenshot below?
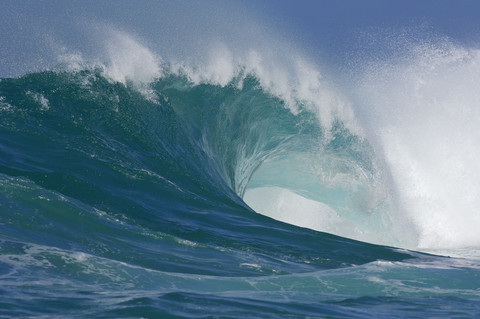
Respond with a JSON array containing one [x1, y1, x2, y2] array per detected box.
[[354, 40, 480, 249]]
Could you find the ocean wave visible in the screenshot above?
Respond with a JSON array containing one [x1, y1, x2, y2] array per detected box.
[[4, 28, 480, 251], [2, 8, 480, 316]]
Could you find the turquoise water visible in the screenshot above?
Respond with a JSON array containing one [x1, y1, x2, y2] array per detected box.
[[1, 64, 480, 318]]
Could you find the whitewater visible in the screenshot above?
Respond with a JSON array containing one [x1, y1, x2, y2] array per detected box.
[[1, 2, 480, 318]]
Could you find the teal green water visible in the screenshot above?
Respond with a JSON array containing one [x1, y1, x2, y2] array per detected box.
[[1, 70, 479, 318]]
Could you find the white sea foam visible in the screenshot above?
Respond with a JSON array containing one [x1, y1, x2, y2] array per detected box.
[[27, 91, 50, 110], [0, 96, 13, 112]]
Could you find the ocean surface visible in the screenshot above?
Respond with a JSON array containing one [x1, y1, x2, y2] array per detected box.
[[1, 21, 480, 318]]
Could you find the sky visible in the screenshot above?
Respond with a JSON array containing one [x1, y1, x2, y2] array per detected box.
[[1, 0, 480, 77], [255, 0, 480, 41]]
